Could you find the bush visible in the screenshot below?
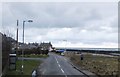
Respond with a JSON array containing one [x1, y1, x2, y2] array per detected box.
[[18, 48, 49, 55]]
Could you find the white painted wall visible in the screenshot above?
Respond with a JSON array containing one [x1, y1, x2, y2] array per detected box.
[[0, 33, 2, 77]]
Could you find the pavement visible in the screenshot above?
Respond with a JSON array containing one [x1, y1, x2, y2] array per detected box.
[[37, 52, 96, 77]]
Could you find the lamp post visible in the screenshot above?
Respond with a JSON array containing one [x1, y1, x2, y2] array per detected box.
[[63, 40, 67, 52], [21, 20, 33, 74]]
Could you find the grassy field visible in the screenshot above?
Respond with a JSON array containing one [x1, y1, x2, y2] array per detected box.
[[65, 52, 119, 76], [5, 60, 41, 76]]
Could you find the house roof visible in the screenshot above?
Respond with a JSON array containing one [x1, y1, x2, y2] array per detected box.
[[40, 42, 52, 47]]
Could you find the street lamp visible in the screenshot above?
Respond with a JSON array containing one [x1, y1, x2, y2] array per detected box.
[[21, 20, 33, 74], [63, 40, 67, 52]]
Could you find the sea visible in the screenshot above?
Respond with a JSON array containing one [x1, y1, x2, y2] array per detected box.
[[73, 48, 118, 51], [56, 47, 119, 52]]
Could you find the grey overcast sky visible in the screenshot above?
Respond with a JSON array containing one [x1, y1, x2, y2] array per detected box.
[[1, 2, 118, 48]]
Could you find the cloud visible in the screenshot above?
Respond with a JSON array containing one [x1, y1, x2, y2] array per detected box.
[[2, 2, 118, 48], [53, 41, 118, 48], [17, 27, 118, 48]]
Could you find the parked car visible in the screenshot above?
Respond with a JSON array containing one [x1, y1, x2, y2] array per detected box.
[[61, 52, 65, 56]]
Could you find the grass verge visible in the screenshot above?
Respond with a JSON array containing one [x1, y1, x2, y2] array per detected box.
[[18, 54, 49, 58], [65, 52, 119, 76], [5, 60, 41, 76]]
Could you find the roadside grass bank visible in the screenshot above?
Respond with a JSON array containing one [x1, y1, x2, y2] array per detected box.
[[65, 52, 119, 76], [4, 60, 41, 76], [18, 54, 49, 58]]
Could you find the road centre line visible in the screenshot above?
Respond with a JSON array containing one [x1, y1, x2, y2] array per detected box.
[[55, 57, 59, 64], [57, 61, 59, 64], [43, 69, 46, 74], [61, 68, 68, 77], [55, 56, 67, 77], [61, 68, 65, 73], [58, 64, 61, 67]]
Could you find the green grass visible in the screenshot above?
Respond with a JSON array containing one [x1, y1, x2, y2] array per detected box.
[[18, 54, 49, 58], [66, 53, 119, 76], [6, 60, 41, 76]]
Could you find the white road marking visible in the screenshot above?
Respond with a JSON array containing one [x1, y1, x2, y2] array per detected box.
[[0, 74, 2, 77], [55, 57, 59, 64], [55, 56, 67, 77], [61, 68, 67, 77], [65, 75, 68, 77], [61, 68, 65, 73], [58, 64, 61, 67], [42, 69, 46, 74], [57, 61, 59, 64]]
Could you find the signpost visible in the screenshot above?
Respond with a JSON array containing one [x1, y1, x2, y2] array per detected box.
[[9, 54, 16, 70], [9, 48, 17, 70]]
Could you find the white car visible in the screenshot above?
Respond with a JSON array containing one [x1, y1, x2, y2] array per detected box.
[[61, 52, 65, 56]]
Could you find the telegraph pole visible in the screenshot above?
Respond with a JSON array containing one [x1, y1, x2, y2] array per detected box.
[[21, 21, 25, 74], [16, 20, 18, 54]]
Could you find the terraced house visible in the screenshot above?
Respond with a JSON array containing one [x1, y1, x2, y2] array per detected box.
[[39, 42, 53, 51], [36, 42, 53, 55]]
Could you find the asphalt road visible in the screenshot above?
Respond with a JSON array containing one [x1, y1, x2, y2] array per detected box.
[[37, 52, 87, 77]]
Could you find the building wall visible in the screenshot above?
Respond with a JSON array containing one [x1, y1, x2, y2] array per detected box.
[[2, 34, 12, 75], [0, 33, 2, 76]]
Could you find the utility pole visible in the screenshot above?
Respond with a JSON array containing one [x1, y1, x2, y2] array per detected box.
[[21, 21, 25, 74], [16, 20, 18, 55]]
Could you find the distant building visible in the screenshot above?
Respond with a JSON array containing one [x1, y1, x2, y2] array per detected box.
[[39, 42, 52, 51], [19, 43, 37, 49]]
